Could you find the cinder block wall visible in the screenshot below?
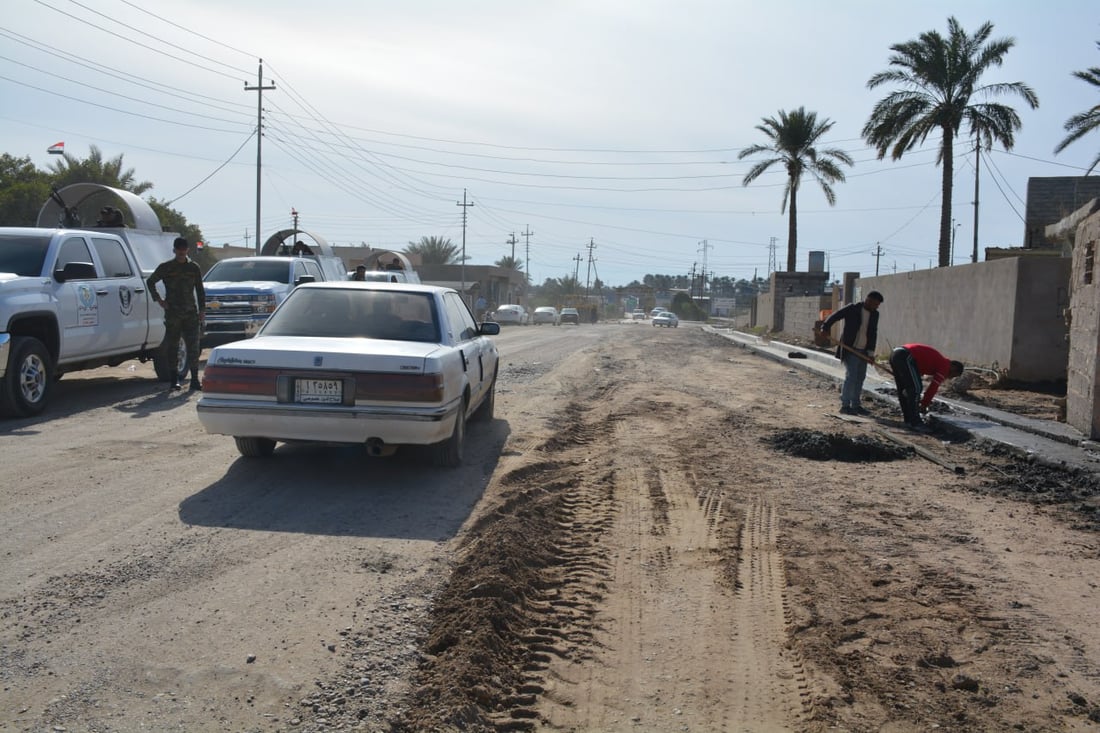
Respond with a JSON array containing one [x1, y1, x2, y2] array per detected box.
[[858, 257, 1070, 382], [781, 295, 833, 338], [752, 272, 829, 331], [1066, 213, 1100, 438]]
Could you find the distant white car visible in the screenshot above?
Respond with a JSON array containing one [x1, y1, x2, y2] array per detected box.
[[532, 306, 560, 325], [490, 304, 529, 325], [631, 309, 646, 320], [653, 311, 679, 328], [650, 307, 667, 318]]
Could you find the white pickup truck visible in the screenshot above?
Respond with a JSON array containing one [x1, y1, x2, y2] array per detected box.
[[0, 226, 179, 417], [0, 184, 193, 417], [202, 238, 348, 346]]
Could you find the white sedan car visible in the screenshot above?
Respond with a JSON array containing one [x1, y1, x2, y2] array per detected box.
[[532, 306, 560, 325], [196, 282, 500, 467], [490, 304, 529, 325], [652, 311, 679, 327]]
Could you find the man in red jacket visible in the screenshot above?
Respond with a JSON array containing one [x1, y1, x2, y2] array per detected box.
[[888, 344, 964, 431]]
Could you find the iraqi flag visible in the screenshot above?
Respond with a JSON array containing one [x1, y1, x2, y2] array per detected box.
[[47, 141, 64, 155]]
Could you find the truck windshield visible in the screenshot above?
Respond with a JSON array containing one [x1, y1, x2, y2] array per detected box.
[[0, 234, 51, 276], [205, 260, 289, 284]]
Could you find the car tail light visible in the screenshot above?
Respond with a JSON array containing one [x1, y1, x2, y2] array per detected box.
[[202, 365, 278, 396], [355, 373, 444, 402]]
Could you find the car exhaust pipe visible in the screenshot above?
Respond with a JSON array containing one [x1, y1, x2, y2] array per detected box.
[[365, 437, 385, 457]]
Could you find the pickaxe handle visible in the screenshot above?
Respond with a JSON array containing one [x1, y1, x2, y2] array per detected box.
[[836, 340, 894, 376]]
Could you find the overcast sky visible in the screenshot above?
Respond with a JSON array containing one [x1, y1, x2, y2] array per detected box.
[[2, 0, 1097, 287]]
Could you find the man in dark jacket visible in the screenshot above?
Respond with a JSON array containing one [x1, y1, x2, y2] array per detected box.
[[148, 237, 205, 391], [816, 291, 883, 415]]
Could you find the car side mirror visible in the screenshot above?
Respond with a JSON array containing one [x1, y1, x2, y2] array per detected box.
[[54, 261, 97, 282], [294, 275, 316, 286], [479, 321, 501, 335]]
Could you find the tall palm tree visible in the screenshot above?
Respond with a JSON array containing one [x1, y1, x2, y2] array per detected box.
[[1054, 41, 1100, 175], [47, 145, 153, 193], [495, 255, 524, 272], [738, 107, 854, 272], [404, 235, 461, 265], [863, 17, 1038, 267]]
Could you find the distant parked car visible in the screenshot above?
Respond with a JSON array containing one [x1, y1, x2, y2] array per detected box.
[[491, 304, 529, 325], [650, 307, 667, 318], [560, 307, 580, 325], [653, 311, 679, 328], [632, 309, 646, 320], [532, 306, 560, 325]]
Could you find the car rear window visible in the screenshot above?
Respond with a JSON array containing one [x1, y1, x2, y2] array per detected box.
[[262, 288, 440, 342]]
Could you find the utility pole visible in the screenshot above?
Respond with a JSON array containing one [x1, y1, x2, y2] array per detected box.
[[690, 262, 698, 299], [456, 189, 474, 300], [291, 208, 299, 249], [243, 229, 250, 250], [245, 59, 275, 254], [698, 239, 712, 295], [873, 242, 884, 276], [572, 253, 582, 293], [951, 218, 961, 265], [521, 225, 533, 287], [768, 237, 777, 276], [507, 231, 517, 262], [971, 145, 980, 264], [584, 238, 596, 297]]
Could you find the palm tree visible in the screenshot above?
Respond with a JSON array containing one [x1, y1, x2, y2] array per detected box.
[[495, 255, 524, 272], [404, 236, 461, 265], [863, 17, 1038, 267], [1054, 42, 1100, 174], [47, 145, 153, 193], [738, 107, 854, 272]]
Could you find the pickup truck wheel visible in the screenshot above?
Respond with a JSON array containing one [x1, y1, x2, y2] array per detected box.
[[234, 437, 276, 457], [153, 337, 189, 382], [0, 337, 52, 417], [472, 375, 496, 422], [432, 400, 466, 467]]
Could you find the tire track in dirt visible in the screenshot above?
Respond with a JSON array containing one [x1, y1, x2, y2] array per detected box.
[[394, 335, 810, 731], [728, 496, 809, 730]]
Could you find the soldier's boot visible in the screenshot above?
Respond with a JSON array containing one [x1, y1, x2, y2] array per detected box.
[[189, 375, 202, 391], [171, 371, 182, 390]]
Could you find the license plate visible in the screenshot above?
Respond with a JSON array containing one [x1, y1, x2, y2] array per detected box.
[[295, 378, 343, 404]]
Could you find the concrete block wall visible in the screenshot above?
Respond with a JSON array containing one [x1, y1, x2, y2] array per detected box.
[[752, 271, 829, 331], [781, 295, 833, 339], [1066, 212, 1100, 438], [858, 256, 1070, 382]]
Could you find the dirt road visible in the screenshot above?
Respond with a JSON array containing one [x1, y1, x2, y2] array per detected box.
[[3, 323, 1100, 732]]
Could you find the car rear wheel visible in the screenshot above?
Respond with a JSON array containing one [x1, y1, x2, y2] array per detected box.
[[234, 436, 276, 457], [433, 399, 466, 467], [0, 336, 52, 417]]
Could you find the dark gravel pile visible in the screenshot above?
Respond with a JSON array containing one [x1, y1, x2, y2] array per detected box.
[[765, 428, 913, 463]]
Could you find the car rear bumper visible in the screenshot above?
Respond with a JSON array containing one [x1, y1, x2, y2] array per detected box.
[[196, 397, 460, 445]]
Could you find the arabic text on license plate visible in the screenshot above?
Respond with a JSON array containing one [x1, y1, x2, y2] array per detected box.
[[295, 378, 342, 403]]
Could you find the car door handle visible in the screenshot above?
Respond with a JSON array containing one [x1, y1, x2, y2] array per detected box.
[[134, 287, 146, 294], [95, 289, 109, 296]]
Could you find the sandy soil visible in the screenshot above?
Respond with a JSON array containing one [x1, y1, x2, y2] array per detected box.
[[396, 325, 1100, 732], [2, 322, 1099, 733]]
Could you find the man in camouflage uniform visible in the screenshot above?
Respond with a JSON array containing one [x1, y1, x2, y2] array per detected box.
[[147, 237, 205, 390]]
